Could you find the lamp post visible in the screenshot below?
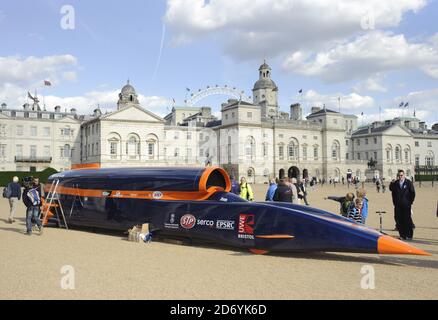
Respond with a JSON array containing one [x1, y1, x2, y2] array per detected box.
[[270, 115, 276, 179]]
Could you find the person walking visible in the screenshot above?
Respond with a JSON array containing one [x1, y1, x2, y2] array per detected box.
[[376, 179, 381, 193], [265, 178, 277, 201], [22, 179, 43, 236], [230, 175, 240, 195], [290, 178, 300, 204], [239, 177, 254, 201], [4, 176, 21, 224], [296, 179, 309, 205], [389, 169, 416, 240], [273, 178, 292, 203]]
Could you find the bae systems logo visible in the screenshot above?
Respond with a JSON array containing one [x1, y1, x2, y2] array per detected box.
[[238, 214, 255, 240], [152, 191, 163, 199], [180, 214, 196, 229]]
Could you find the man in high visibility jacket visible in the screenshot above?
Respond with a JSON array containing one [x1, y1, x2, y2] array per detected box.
[[239, 177, 254, 201]]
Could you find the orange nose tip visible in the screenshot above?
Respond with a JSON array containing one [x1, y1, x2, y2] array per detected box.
[[378, 235, 431, 256]]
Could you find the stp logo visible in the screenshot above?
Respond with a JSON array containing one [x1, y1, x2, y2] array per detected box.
[[180, 214, 196, 229], [238, 214, 254, 235]]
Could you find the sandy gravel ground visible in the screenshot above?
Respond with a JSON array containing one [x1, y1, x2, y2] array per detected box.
[[1, 182, 437, 300]]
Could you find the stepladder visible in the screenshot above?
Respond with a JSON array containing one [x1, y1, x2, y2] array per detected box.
[[41, 179, 69, 230]]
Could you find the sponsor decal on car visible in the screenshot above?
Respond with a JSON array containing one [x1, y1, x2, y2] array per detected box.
[[102, 191, 111, 197], [180, 214, 196, 229], [152, 191, 163, 199], [164, 213, 179, 229], [216, 220, 235, 230], [197, 219, 215, 228], [238, 214, 255, 240]]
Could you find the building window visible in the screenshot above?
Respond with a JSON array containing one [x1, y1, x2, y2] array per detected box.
[[0, 144, 7, 158], [186, 148, 192, 160], [288, 141, 298, 160], [415, 141, 419, 147], [148, 143, 154, 157], [333, 119, 338, 124], [245, 137, 255, 160], [127, 136, 140, 156], [30, 145, 37, 158], [44, 127, 50, 136], [174, 148, 179, 157], [302, 145, 307, 161], [61, 145, 71, 158], [225, 114, 228, 120], [426, 155, 434, 166], [187, 132, 192, 140], [357, 153, 361, 160], [16, 145, 23, 156], [0, 124, 6, 137], [31, 126, 37, 136], [374, 152, 377, 160], [357, 139, 360, 146], [415, 155, 420, 166], [366, 152, 369, 160], [263, 143, 268, 157], [395, 147, 401, 161], [365, 138, 369, 145], [313, 136, 318, 140], [16, 125, 23, 136], [44, 146, 50, 157], [404, 150, 409, 163], [313, 146, 318, 160], [279, 145, 284, 160], [346, 153, 349, 160], [110, 142, 118, 156], [427, 141, 432, 147], [374, 137, 377, 144], [331, 141, 340, 161], [247, 112, 252, 119], [174, 132, 179, 139], [346, 140, 349, 146], [232, 112, 235, 118]]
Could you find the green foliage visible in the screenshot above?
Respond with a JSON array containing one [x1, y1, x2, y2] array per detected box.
[[415, 174, 438, 182], [0, 167, 58, 187]]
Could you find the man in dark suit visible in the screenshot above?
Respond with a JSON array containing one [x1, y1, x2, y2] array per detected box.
[[389, 169, 416, 240]]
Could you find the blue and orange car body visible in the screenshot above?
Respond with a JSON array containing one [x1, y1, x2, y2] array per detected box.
[[45, 166, 430, 256]]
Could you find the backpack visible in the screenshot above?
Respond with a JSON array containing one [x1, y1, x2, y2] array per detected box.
[[27, 188, 41, 206], [2, 184, 12, 199]]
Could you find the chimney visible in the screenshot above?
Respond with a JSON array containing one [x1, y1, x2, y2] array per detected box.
[[93, 108, 102, 117], [419, 121, 426, 130], [55, 106, 61, 113], [290, 103, 302, 121]]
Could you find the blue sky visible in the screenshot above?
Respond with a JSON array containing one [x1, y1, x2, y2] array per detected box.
[[1, 0, 438, 124]]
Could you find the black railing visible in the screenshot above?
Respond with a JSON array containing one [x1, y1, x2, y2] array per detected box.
[[15, 156, 52, 163]]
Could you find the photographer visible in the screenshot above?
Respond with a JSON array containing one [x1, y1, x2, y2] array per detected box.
[[22, 177, 43, 236]]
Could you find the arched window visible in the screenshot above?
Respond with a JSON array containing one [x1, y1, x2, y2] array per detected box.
[[331, 140, 340, 161], [404, 146, 411, 163], [245, 136, 256, 160], [386, 144, 392, 163], [146, 133, 159, 160], [288, 139, 299, 160], [395, 146, 401, 162], [62, 144, 71, 158], [107, 132, 121, 159], [426, 151, 435, 167], [126, 134, 140, 157]]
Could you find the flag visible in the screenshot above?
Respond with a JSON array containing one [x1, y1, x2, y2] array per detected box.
[[298, 89, 303, 94], [44, 80, 52, 86], [186, 87, 190, 92], [361, 112, 364, 116], [27, 92, 33, 100], [404, 102, 409, 108], [399, 102, 404, 107]]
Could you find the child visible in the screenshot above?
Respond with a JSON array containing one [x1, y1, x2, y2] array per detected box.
[[347, 198, 363, 223], [357, 188, 369, 224]]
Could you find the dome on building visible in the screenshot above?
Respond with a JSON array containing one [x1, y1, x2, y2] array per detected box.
[[253, 78, 277, 90], [259, 62, 271, 71], [121, 80, 136, 95]]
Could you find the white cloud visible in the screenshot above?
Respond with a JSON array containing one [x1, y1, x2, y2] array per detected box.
[[165, 0, 426, 60], [353, 74, 387, 93], [301, 89, 374, 111], [283, 31, 438, 82], [43, 91, 172, 116], [0, 55, 78, 88]]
